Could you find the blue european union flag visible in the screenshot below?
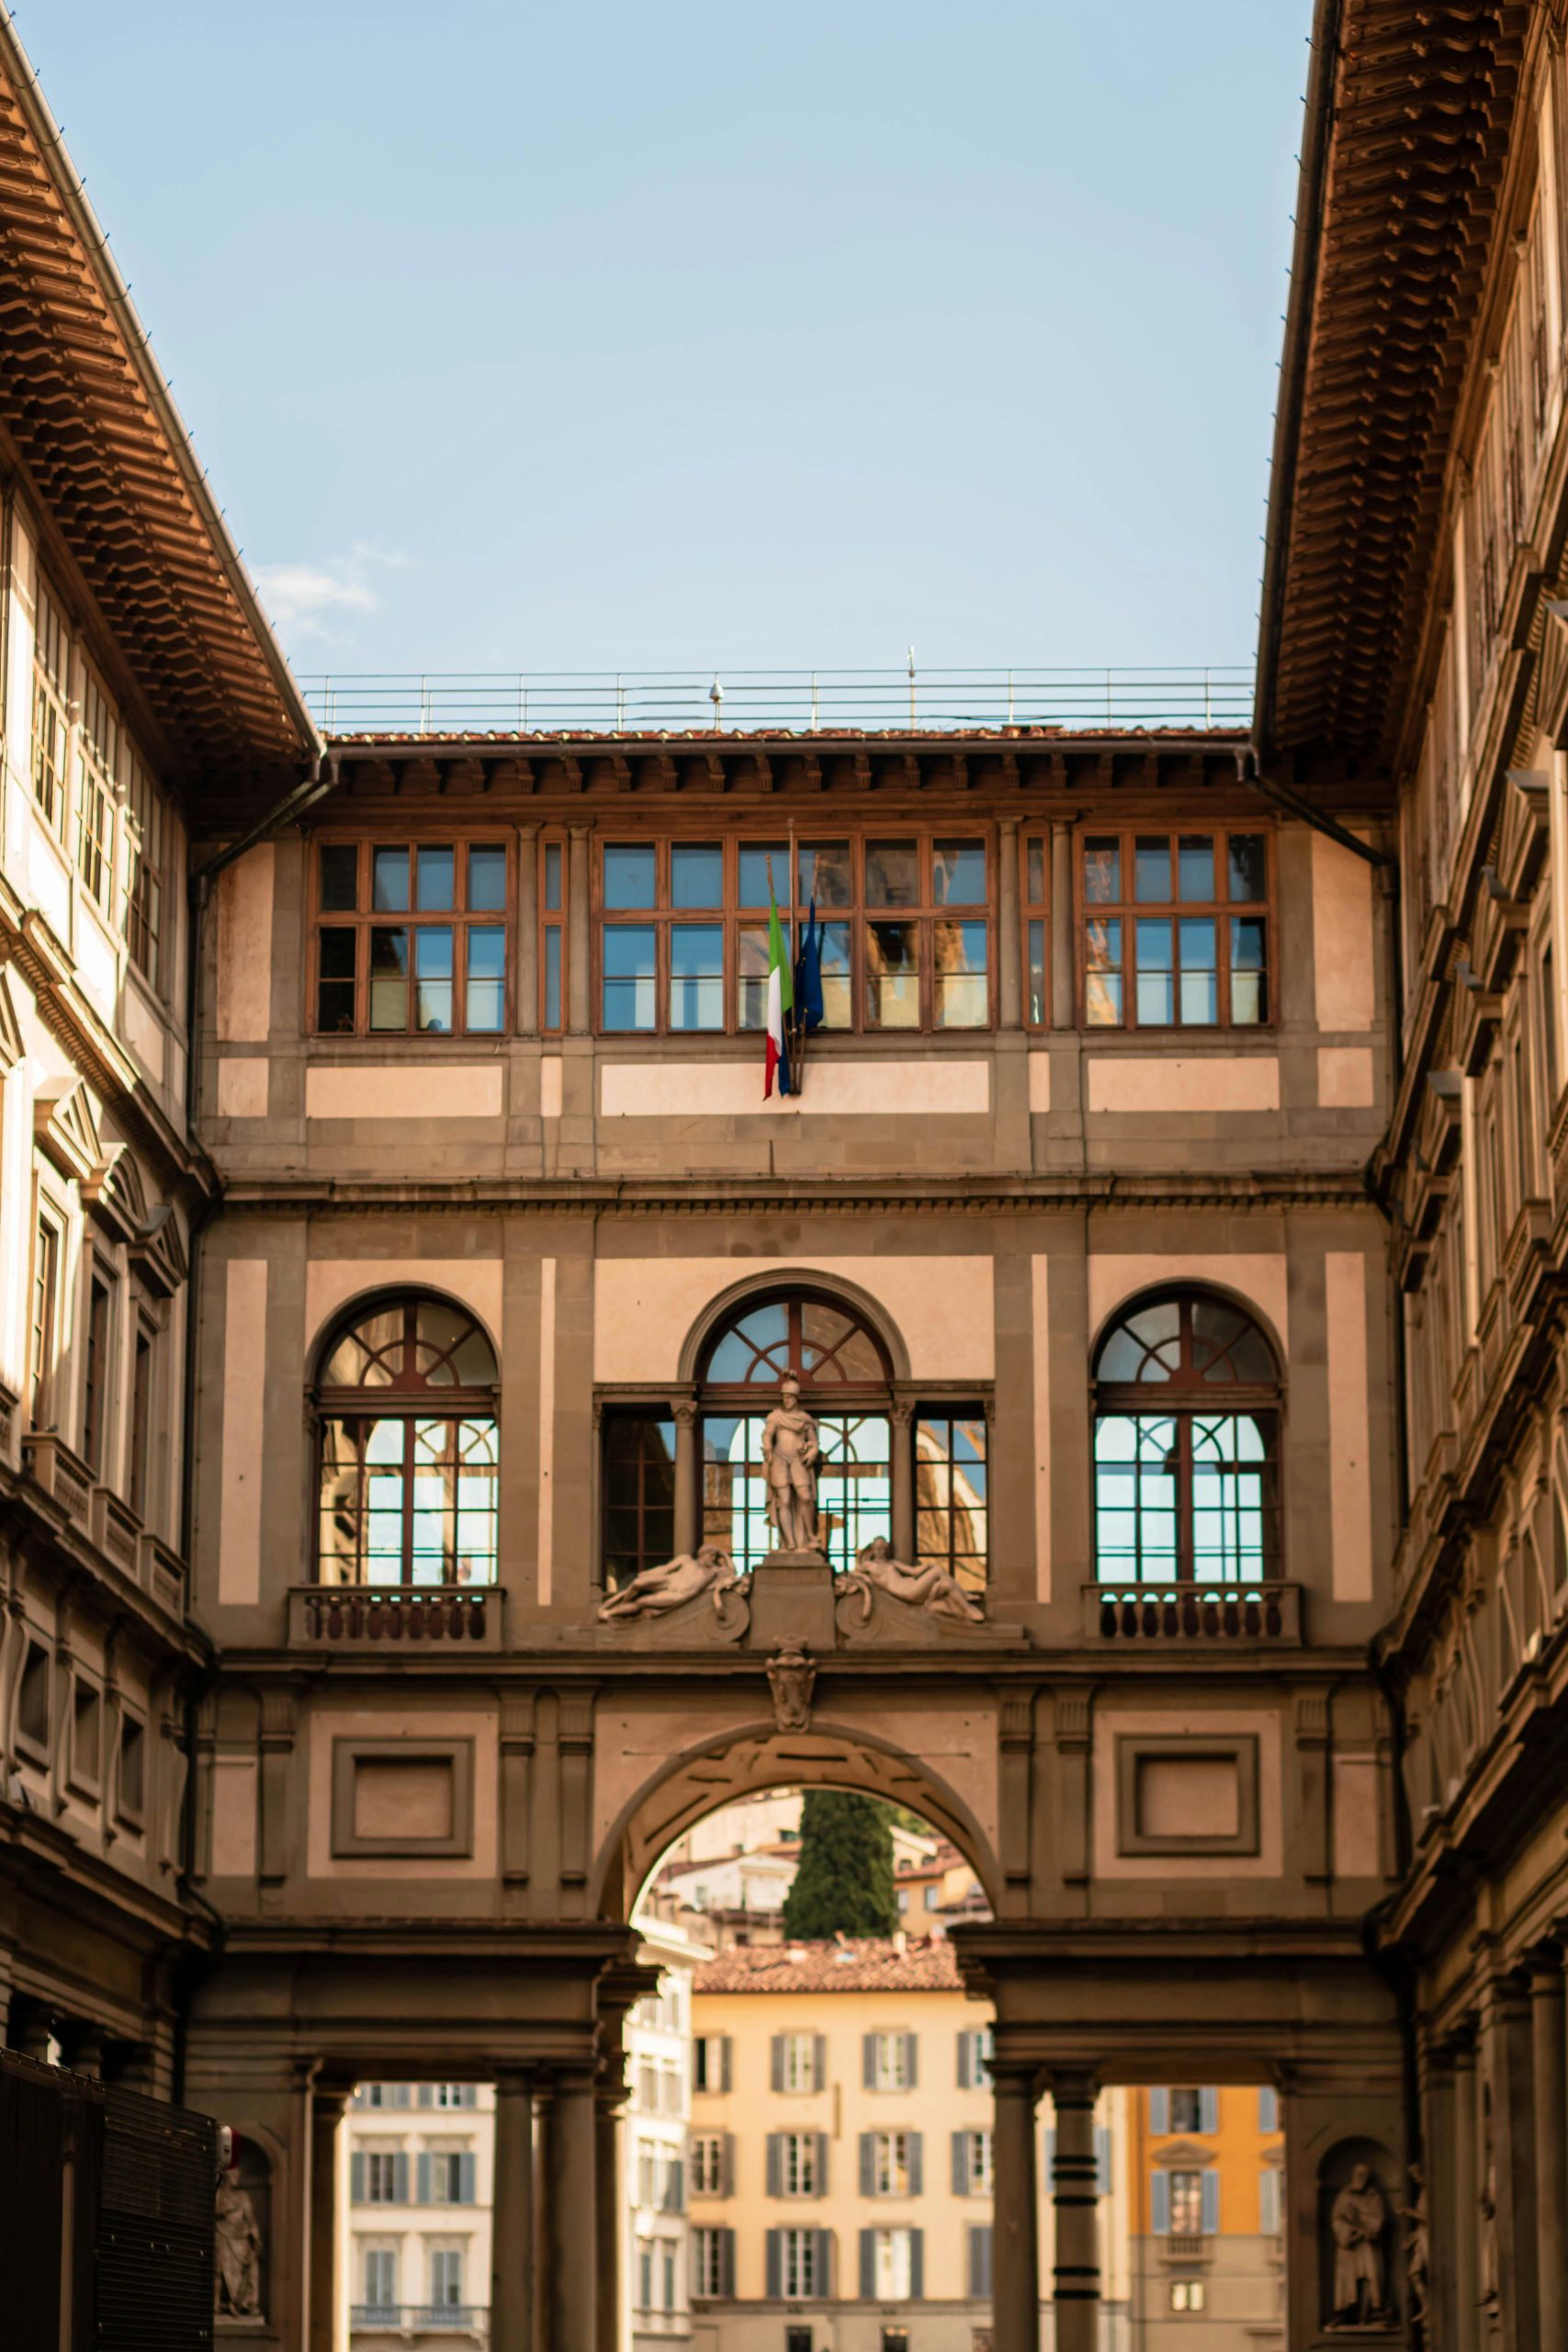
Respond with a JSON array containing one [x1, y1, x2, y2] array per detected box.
[[795, 898, 825, 1031]]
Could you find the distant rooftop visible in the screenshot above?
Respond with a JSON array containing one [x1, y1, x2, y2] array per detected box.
[[301, 665, 1251, 741], [694, 1935, 963, 1995]]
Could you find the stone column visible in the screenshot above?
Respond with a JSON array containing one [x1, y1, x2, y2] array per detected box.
[[594, 2077, 627, 2352], [567, 825, 591, 1035], [545, 2066, 598, 2351], [1418, 2038, 1457, 2351], [307, 2087, 348, 2352], [672, 1402, 699, 1558], [988, 2056, 1039, 2352], [491, 2070, 535, 2352], [1529, 1948, 1567, 2350], [890, 1401, 917, 1565], [516, 822, 539, 1037], [1048, 2067, 1100, 2352], [1480, 1975, 1540, 2352], [1050, 819, 1074, 1028], [997, 815, 1021, 1027], [1452, 2032, 1480, 2334]]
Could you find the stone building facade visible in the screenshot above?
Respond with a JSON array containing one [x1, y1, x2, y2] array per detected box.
[[4, 4, 1568, 2351]]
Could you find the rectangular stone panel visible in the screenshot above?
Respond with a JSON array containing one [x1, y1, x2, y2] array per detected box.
[[331, 1737, 474, 1859]]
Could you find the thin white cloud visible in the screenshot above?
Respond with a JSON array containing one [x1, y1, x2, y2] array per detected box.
[[254, 548, 412, 635]]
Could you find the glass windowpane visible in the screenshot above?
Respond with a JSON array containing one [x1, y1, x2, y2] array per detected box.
[[468, 844, 506, 910], [543, 842, 564, 911], [670, 923, 725, 1031], [372, 846, 410, 911], [1135, 919, 1173, 1024], [320, 843, 358, 911], [544, 930, 563, 1028], [1085, 918, 1122, 1025], [934, 920, 987, 1028], [738, 926, 770, 1029], [604, 844, 657, 910], [671, 843, 723, 909], [1178, 918, 1217, 1025], [1026, 838, 1047, 903], [865, 922, 919, 1028], [1227, 834, 1267, 902], [369, 929, 410, 1029], [413, 925, 454, 1033], [1083, 839, 1121, 902], [1134, 837, 1171, 902], [819, 922, 852, 1028], [739, 842, 788, 907], [466, 925, 505, 1032], [416, 846, 455, 910], [865, 841, 919, 907], [800, 841, 852, 908], [932, 840, 987, 904], [1027, 918, 1047, 1026], [1178, 836, 1214, 901], [604, 925, 657, 1029]]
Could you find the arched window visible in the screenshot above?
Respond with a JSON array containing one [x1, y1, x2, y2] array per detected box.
[[601, 1288, 987, 1588], [315, 1296, 498, 1586], [1092, 1291, 1279, 1587]]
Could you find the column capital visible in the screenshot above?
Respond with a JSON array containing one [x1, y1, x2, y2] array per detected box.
[[987, 2052, 1043, 2098]]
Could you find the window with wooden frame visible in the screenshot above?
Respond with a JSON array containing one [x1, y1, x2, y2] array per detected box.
[[312, 839, 510, 1037], [129, 1309, 154, 1520], [76, 672, 118, 910], [313, 1295, 499, 1585], [914, 1411, 987, 1588], [31, 582, 70, 837], [83, 1268, 113, 1476], [596, 833, 991, 1035], [1022, 833, 1049, 1026], [539, 834, 567, 1032], [1078, 829, 1269, 1030], [601, 1412, 678, 1588], [28, 1209, 62, 1430], [125, 752, 169, 994], [1092, 1291, 1280, 1587]]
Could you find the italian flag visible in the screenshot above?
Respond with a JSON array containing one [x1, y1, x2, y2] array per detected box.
[[764, 882, 793, 1099]]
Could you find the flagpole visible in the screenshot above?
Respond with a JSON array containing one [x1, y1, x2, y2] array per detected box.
[[788, 817, 804, 1093]]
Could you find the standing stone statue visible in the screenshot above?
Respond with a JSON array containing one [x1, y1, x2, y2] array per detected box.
[[1327, 2162, 1391, 2329], [214, 2165, 264, 2319], [1398, 2165, 1429, 2328], [761, 1375, 821, 1553]]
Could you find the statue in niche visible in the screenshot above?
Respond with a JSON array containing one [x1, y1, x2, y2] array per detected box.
[[1397, 2165, 1428, 2328], [840, 1536, 987, 1625], [761, 1375, 821, 1553], [766, 1642, 817, 1731], [1479, 2145, 1501, 2337], [597, 1544, 743, 1623], [1326, 2163, 1392, 2330], [214, 2165, 264, 2320]]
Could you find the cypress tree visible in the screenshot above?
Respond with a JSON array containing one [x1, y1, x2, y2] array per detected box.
[[782, 1790, 899, 1939]]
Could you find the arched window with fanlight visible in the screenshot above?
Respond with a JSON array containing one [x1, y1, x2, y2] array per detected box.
[[600, 1287, 989, 1589], [1092, 1291, 1280, 1588], [314, 1295, 499, 1586]]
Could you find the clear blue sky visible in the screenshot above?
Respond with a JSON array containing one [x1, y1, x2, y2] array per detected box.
[[26, 2, 1306, 679]]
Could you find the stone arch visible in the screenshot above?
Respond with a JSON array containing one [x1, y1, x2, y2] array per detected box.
[[675, 1267, 913, 1385], [591, 1719, 1001, 1924]]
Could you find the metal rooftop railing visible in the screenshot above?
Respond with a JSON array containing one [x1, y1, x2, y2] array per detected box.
[[299, 666, 1253, 739]]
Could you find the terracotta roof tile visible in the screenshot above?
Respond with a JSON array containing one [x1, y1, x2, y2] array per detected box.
[[693, 1937, 963, 1995]]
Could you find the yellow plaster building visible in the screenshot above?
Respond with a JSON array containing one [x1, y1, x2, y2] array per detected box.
[[1125, 2086, 1285, 2346], [688, 1939, 1131, 2352]]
